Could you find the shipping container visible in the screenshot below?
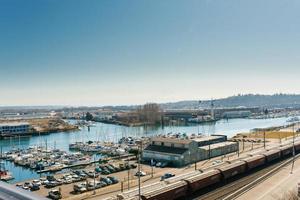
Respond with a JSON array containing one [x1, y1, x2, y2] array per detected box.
[[141, 181, 188, 200], [262, 149, 281, 163], [184, 170, 221, 193], [242, 155, 266, 170], [215, 161, 247, 180]]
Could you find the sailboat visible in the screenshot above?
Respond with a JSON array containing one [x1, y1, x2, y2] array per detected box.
[[0, 161, 14, 181]]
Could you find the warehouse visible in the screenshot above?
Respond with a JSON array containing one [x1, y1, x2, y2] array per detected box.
[[142, 136, 238, 167], [198, 141, 238, 159], [142, 137, 199, 167], [0, 122, 30, 135], [192, 135, 227, 147]]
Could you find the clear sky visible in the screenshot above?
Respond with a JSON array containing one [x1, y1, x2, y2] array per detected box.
[[1, 0, 300, 106]]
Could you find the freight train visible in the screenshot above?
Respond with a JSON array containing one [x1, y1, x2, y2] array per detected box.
[[137, 141, 300, 200]]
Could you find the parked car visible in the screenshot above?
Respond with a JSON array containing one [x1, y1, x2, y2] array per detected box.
[[99, 181, 107, 187], [23, 182, 32, 188], [32, 179, 41, 186], [86, 171, 99, 178], [107, 176, 119, 184], [100, 177, 112, 185], [101, 169, 110, 175], [110, 165, 120, 172], [40, 177, 47, 185], [160, 173, 175, 181], [47, 175, 56, 182], [73, 183, 87, 193], [135, 171, 146, 177], [45, 181, 58, 188], [95, 167, 102, 173], [130, 164, 137, 169], [63, 178, 73, 184], [30, 183, 40, 191], [48, 189, 62, 200], [107, 165, 116, 172]]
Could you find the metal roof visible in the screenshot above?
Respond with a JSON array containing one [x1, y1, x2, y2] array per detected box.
[[151, 137, 193, 145], [0, 122, 30, 127], [199, 141, 237, 150], [144, 145, 188, 155]]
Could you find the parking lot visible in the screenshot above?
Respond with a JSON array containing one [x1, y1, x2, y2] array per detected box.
[[14, 140, 266, 200]]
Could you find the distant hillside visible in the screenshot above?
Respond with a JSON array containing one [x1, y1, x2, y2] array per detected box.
[[160, 94, 300, 110]]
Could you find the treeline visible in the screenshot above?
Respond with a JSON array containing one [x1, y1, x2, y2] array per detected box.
[[160, 94, 300, 109]]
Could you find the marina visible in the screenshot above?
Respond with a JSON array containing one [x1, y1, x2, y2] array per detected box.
[[0, 117, 297, 184]]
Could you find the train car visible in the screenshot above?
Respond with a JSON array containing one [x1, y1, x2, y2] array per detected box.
[[165, 171, 201, 184], [280, 145, 293, 157], [294, 141, 300, 152], [215, 161, 247, 180], [247, 149, 267, 157], [242, 154, 266, 170], [117, 182, 166, 200], [184, 169, 222, 193], [262, 149, 281, 163], [141, 181, 188, 200]]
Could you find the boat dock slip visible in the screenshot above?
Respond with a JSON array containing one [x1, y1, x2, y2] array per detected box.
[[36, 160, 99, 173]]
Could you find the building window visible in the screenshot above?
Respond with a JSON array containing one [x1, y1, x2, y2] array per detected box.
[[171, 144, 174, 148], [161, 142, 164, 146], [152, 141, 155, 145]]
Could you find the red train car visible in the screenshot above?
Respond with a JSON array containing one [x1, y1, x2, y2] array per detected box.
[[141, 181, 188, 200], [184, 170, 222, 193], [242, 155, 266, 170], [262, 149, 281, 163], [215, 161, 247, 180], [294, 141, 300, 152], [280, 145, 293, 157]]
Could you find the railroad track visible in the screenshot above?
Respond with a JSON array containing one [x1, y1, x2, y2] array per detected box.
[[193, 155, 299, 200]]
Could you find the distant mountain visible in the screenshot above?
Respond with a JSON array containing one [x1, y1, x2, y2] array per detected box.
[[160, 94, 300, 110]]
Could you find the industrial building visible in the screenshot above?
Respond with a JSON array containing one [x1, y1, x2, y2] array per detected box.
[[142, 135, 238, 167], [0, 122, 30, 135]]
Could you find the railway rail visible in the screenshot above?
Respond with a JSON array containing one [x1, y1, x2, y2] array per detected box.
[[193, 155, 299, 200]]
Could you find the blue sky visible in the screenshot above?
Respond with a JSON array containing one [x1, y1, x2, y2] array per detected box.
[[1, 0, 300, 106]]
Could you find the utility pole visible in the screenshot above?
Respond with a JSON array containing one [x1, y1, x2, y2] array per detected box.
[[137, 140, 142, 200], [127, 159, 130, 190], [263, 131, 266, 149], [93, 156, 96, 195], [291, 123, 296, 174], [242, 139, 245, 152], [237, 141, 240, 157]]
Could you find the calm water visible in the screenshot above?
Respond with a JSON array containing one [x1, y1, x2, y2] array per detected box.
[[0, 117, 295, 183]]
